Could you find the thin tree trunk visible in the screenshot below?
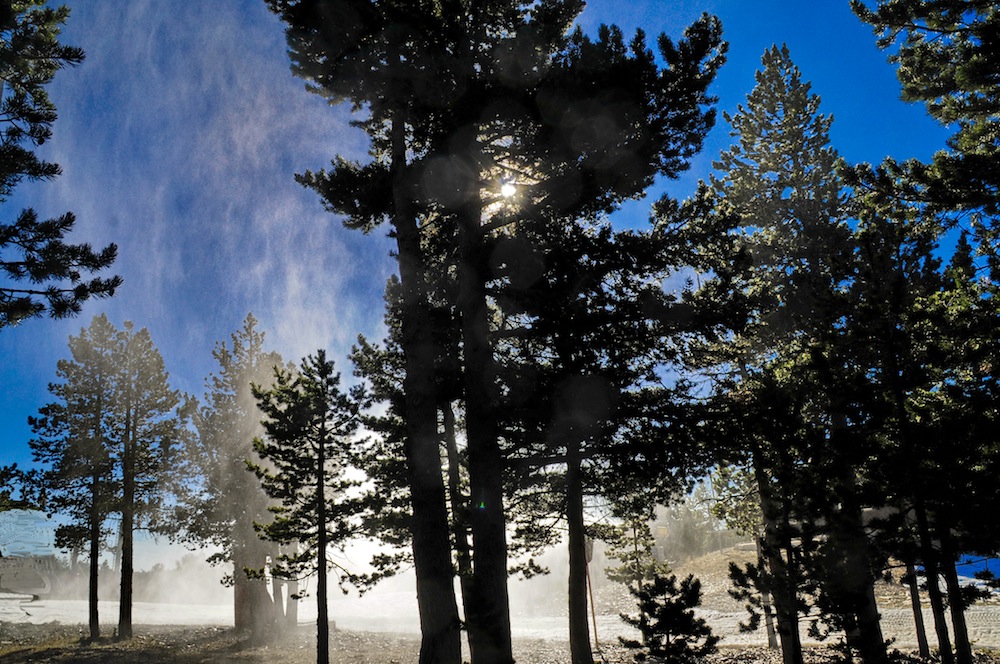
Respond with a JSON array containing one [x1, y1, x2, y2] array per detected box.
[[754, 456, 802, 664], [317, 419, 329, 664], [915, 500, 954, 664], [88, 474, 101, 641], [390, 113, 462, 664], [444, 403, 474, 628], [457, 182, 513, 664], [939, 529, 973, 664], [567, 437, 593, 664], [286, 575, 299, 627], [905, 560, 930, 658], [756, 537, 779, 649], [118, 411, 135, 640]]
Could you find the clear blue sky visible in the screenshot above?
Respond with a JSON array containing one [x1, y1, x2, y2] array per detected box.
[[1, 0, 950, 473]]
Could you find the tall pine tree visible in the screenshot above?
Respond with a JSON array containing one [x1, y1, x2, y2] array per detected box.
[[109, 320, 189, 640], [251, 350, 365, 664], [267, 4, 724, 661], [28, 313, 118, 640], [667, 45, 887, 664], [180, 314, 285, 638]]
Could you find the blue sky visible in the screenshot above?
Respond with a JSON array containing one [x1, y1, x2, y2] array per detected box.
[[1, 0, 950, 474]]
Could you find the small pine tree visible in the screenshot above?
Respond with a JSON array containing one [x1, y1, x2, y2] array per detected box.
[[619, 572, 719, 663]]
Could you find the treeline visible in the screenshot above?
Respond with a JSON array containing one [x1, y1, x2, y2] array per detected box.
[[256, 2, 999, 664], [46, 554, 230, 606], [2, 2, 999, 664]]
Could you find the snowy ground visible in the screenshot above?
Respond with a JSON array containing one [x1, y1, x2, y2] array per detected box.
[[4, 592, 1000, 649]]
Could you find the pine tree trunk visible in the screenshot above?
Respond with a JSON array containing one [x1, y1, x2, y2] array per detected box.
[[444, 404, 474, 631], [286, 576, 299, 628], [754, 457, 802, 664], [234, 553, 249, 629], [271, 545, 285, 628], [835, 506, 886, 664], [939, 529, 973, 664], [118, 414, 135, 641], [88, 474, 101, 641], [457, 182, 513, 664], [316, 420, 330, 664], [390, 114, 462, 664], [233, 539, 276, 640], [915, 501, 954, 664], [905, 560, 931, 658], [272, 574, 285, 626], [567, 437, 593, 664], [118, 502, 134, 640], [756, 538, 779, 649]]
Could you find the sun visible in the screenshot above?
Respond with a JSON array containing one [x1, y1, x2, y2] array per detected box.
[[500, 182, 517, 198]]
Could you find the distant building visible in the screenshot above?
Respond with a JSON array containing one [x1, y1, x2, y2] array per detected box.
[[0, 510, 58, 596]]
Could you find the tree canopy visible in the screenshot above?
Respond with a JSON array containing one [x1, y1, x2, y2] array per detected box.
[[0, 0, 119, 327]]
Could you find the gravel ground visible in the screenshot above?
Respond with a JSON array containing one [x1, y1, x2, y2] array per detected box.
[[1, 623, 999, 664], [3, 547, 998, 662]]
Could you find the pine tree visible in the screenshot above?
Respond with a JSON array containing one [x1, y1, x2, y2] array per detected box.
[[250, 350, 365, 664], [848, 5, 1000, 660], [666, 45, 889, 664], [28, 316, 118, 639], [841, 162, 1000, 664], [180, 314, 285, 638], [494, 213, 710, 664], [28, 313, 118, 640], [266, 4, 724, 661], [852, 0, 999, 214], [108, 320, 189, 640], [619, 572, 719, 664], [0, 1, 119, 327]]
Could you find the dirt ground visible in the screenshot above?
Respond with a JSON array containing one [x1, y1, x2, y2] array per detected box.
[[1, 623, 999, 664], [3, 547, 998, 662]]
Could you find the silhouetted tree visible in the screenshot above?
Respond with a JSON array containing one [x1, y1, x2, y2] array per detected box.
[[667, 45, 890, 664], [619, 572, 719, 664], [267, 3, 724, 662], [180, 314, 284, 638], [0, 0, 119, 327], [250, 350, 365, 664], [494, 213, 714, 664], [852, 0, 999, 216], [107, 320, 190, 640], [28, 313, 118, 640]]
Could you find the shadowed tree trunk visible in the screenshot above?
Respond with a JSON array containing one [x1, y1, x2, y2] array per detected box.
[[118, 412, 135, 640], [567, 436, 592, 664], [833, 506, 886, 664], [391, 114, 463, 664], [915, 501, 954, 664], [286, 575, 299, 627], [457, 165, 513, 664], [756, 538, 780, 649], [88, 473, 101, 641], [233, 534, 275, 639], [940, 529, 973, 664], [755, 455, 802, 664], [444, 403, 474, 631], [316, 419, 330, 664], [905, 560, 931, 658]]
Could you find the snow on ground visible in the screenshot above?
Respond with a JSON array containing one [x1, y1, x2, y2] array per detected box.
[[4, 592, 1000, 649]]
